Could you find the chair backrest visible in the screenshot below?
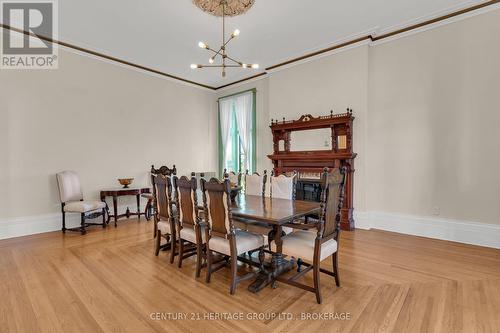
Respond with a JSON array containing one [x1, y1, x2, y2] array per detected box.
[[56, 171, 83, 203], [201, 177, 233, 238], [150, 164, 176, 199], [270, 171, 297, 200], [173, 174, 198, 229], [319, 167, 346, 239], [153, 174, 174, 220], [224, 169, 241, 186], [245, 170, 267, 196]]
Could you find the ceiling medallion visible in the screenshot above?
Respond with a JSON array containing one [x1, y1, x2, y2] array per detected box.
[[190, 0, 259, 78], [192, 0, 254, 17]]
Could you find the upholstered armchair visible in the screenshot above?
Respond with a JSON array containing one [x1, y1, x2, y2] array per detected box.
[[271, 167, 346, 304], [56, 171, 107, 235]]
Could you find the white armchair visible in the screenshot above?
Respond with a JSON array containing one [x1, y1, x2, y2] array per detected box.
[[56, 171, 107, 235]]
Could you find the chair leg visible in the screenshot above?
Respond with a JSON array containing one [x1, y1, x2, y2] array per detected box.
[[229, 253, 238, 295], [62, 212, 66, 233], [80, 213, 87, 235], [153, 217, 157, 238], [205, 247, 212, 283], [195, 243, 203, 278], [313, 262, 322, 304], [155, 230, 161, 256], [169, 233, 176, 264], [178, 239, 184, 268], [102, 208, 106, 228], [333, 252, 340, 287]]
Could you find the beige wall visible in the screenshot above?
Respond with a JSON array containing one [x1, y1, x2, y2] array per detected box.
[[268, 46, 369, 212], [216, 9, 500, 226], [367, 9, 500, 224], [0, 46, 215, 219]]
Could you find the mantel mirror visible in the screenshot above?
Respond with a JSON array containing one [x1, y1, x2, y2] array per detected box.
[[289, 128, 332, 151]]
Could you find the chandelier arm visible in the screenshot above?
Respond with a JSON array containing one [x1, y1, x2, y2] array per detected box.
[[201, 65, 242, 68], [207, 46, 223, 58], [226, 56, 242, 65]]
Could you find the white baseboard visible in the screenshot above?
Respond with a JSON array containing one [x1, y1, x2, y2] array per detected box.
[[3, 208, 499, 250], [0, 204, 148, 240], [354, 211, 500, 249]]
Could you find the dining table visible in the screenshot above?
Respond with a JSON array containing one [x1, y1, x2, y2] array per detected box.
[[197, 192, 321, 292]]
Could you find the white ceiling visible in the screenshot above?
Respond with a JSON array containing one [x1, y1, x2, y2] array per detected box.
[[57, 0, 485, 88]]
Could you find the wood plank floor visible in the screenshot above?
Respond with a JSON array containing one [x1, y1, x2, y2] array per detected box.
[[1, 219, 500, 333]]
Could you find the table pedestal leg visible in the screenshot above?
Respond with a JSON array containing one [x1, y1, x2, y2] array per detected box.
[[248, 225, 293, 293]]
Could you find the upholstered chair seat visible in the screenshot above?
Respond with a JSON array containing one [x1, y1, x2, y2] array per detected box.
[[209, 230, 264, 256], [271, 231, 337, 262], [179, 225, 206, 244], [141, 193, 154, 199], [157, 220, 172, 234], [64, 200, 106, 213]]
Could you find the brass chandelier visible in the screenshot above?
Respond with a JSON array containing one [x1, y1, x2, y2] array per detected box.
[[190, 0, 259, 77]]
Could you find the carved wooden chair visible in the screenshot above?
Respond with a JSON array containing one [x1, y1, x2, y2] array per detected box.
[[56, 171, 107, 235], [271, 167, 346, 304], [224, 168, 242, 186], [244, 170, 267, 196], [154, 174, 177, 264], [174, 174, 206, 277], [201, 176, 265, 295], [270, 170, 298, 200], [146, 164, 176, 237]]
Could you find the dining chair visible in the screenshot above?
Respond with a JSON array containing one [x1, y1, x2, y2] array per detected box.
[[146, 164, 176, 237], [174, 173, 206, 277], [244, 170, 267, 196], [224, 168, 241, 186], [154, 174, 177, 264], [270, 171, 298, 200], [271, 167, 346, 304], [201, 176, 265, 295], [56, 171, 107, 235]]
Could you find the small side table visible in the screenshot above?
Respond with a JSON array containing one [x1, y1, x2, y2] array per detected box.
[[100, 187, 151, 227]]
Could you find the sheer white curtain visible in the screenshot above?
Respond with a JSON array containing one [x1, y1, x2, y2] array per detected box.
[[219, 98, 233, 167], [234, 92, 253, 172]]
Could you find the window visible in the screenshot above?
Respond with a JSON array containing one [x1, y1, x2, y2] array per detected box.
[[218, 89, 256, 175]]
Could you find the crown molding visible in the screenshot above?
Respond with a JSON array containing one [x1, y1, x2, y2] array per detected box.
[[2, 0, 499, 92], [0, 23, 216, 91]]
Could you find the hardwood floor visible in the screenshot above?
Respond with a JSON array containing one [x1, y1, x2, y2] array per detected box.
[[1, 219, 500, 333]]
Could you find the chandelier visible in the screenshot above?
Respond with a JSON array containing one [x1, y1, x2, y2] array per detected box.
[[190, 0, 259, 77]]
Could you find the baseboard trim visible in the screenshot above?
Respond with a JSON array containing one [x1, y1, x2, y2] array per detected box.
[[354, 211, 500, 249], [0, 204, 148, 240]]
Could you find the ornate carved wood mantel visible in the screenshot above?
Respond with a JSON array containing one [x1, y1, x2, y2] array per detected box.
[[267, 109, 357, 231]]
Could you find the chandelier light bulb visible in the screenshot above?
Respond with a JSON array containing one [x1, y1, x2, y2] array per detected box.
[[190, 64, 199, 69], [232, 29, 240, 37], [242, 64, 248, 68], [198, 41, 208, 49], [251, 64, 259, 69], [209, 57, 214, 64]]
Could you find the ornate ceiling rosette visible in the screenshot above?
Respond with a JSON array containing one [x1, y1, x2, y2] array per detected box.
[[192, 0, 255, 17]]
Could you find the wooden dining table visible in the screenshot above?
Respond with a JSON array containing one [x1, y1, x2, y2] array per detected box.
[[197, 193, 321, 292]]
